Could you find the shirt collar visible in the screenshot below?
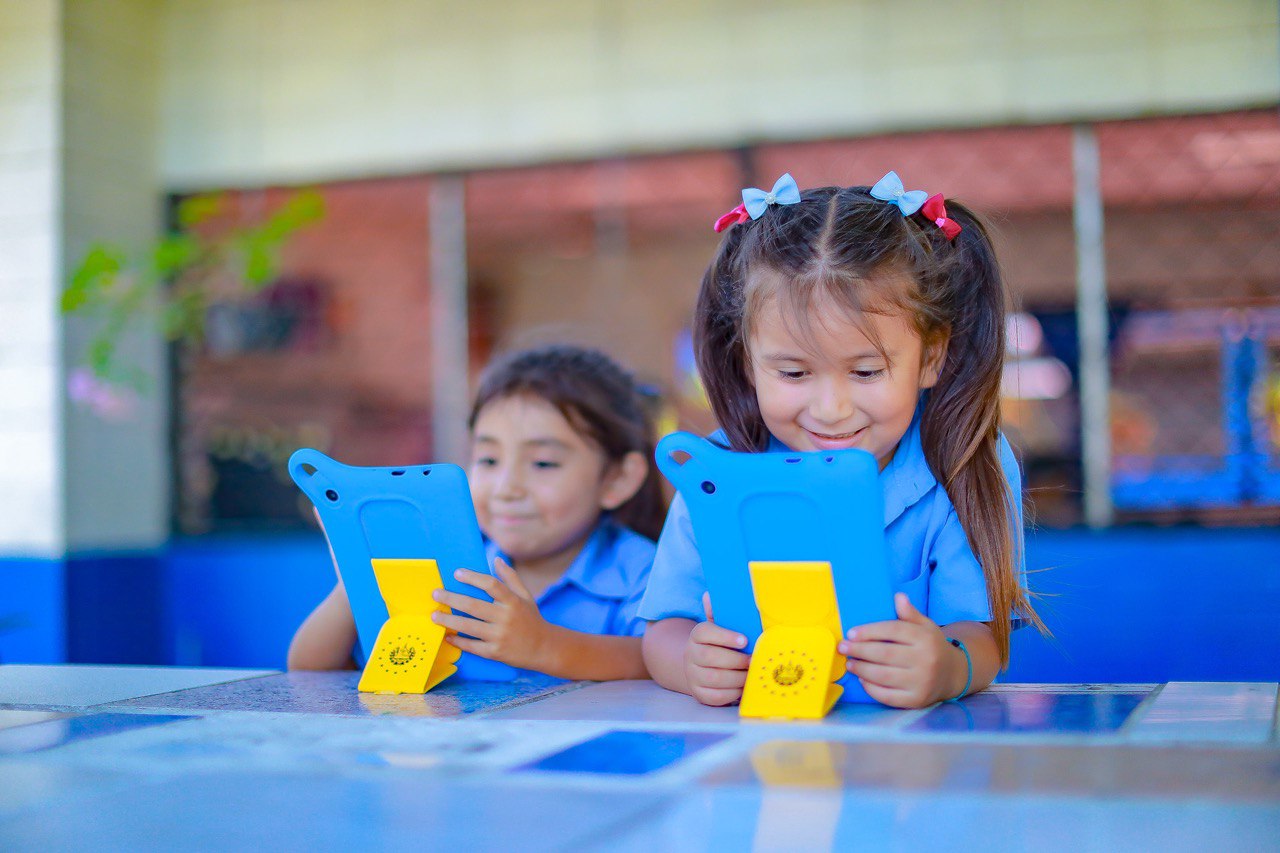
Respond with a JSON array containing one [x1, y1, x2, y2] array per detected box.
[[877, 404, 937, 526], [488, 518, 629, 603], [760, 400, 937, 527]]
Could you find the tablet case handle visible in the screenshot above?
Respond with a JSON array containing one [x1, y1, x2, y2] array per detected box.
[[655, 432, 718, 494], [288, 448, 343, 507]]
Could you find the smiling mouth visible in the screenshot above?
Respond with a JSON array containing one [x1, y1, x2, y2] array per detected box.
[[805, 427, 865, 441]]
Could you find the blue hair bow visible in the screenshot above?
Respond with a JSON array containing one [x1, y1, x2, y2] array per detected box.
[[870, 171, 928, 216], [742, 173, 801, 219]]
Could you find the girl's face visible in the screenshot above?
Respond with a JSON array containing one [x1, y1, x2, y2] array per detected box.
[[468, 394, 635, 569], [747, 286, 944, 468]]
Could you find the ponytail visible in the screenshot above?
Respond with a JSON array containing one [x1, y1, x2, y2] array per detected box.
[[692, 186, 1044, 663], [921, 203, 1044, 665]]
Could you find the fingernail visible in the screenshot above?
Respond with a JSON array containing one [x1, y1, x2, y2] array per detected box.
[[454, 569, 464, 579], [847, 628, 858, 640], [736, 635, 747, 647]]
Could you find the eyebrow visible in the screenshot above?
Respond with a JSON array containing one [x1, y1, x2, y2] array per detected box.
[[757, 350, 886, 362], [473, 435, 572, 450]]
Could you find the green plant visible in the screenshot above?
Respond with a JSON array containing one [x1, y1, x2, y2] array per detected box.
[[61, 190, 325, 401]]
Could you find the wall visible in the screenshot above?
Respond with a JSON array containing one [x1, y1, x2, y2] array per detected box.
[[0, 0, 168, 662], [61, 0, 169, 551], [0, 0, 62, 557], [158, 0, 1280, 189], [148, 526, 1280, 681]]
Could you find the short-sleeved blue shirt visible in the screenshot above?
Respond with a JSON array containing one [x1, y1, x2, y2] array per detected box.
[[354, 517, 655, 673], [487, 517, 656, 639], [637, 407, 1025, 628]]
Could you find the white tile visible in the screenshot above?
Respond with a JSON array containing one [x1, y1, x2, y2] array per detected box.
[[0, 95, 57, 157], [0, 365, 56, 413], [0, 665, 278, 708], [1127, 682, 1279, 744]]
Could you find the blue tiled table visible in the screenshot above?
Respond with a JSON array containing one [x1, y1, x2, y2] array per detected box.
[[0, 667, 1275, 851]]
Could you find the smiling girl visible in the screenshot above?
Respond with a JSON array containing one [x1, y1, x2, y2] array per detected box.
[[289, 345, 664, 680]]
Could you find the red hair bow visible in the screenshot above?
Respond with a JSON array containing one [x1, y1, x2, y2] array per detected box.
[[713, 203, 750, 233], [921, 194, 962, 240]]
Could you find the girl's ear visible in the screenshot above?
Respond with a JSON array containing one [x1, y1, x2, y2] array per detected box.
[[599, 450, 649, 511], [920, 333, 949, 389]]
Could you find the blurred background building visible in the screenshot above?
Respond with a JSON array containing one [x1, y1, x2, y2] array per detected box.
[[2, 1, 1278, 678]]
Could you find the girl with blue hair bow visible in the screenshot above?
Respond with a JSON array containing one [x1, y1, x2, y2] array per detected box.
[[641, 172, 1044, 709]]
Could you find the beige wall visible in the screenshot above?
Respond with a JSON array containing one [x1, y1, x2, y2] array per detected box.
[[159, 0, 1280, 189], [60, 0, 169, 550]]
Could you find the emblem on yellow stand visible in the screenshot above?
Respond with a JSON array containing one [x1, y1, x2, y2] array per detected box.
[[358, 558, 461, 694], [740, 561, 846, 720]]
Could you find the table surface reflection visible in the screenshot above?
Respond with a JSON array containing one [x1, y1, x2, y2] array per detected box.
[[0, 666, 1275, 851]]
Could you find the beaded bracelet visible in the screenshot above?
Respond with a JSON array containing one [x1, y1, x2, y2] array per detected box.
[[947, 637, 973, 701]]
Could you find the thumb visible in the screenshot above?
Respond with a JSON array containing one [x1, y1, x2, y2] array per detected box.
[[895, 592, 930, 625], [702, 592, 714, 623], [493, 558, 533, 602]]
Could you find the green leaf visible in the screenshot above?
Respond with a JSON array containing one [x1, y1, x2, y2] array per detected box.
[[241, 240, 276, 289], [152, 234, 200, 279], [177, 194, 225, 228], [62, 244, 125, 313]]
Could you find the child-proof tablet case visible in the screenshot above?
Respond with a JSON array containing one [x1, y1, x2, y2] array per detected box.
[[655, 433, 896, 704], [288, 448, 516, 682]]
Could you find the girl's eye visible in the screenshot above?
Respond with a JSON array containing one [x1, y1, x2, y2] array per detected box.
[[532, 460, 561, 470], [778, 370, 808, 381], [853, 368, 885, 380], [475, 456, 498, 467]]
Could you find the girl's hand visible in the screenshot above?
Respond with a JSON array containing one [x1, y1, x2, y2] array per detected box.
[[431, 560, 552, 671], [838, 592, 964, 709], [685, 593, 751, 707]]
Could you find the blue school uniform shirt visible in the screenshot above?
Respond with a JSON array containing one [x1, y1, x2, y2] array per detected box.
[[483, 517, 655, 678], [637, 408, 1025, 628], [353, 517, 655, 672], [486, 516, 655, 640]]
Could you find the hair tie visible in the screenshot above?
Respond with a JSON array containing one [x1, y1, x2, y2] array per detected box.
[[870, 170, 928, 215], [921, 193, 963, 240], [713, 204, 750, 233], [712, 173, 801, 232]]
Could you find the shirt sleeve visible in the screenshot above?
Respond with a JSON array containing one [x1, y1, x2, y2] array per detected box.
[[635, 494, 707, 623], [926, 433, 1028, 627]]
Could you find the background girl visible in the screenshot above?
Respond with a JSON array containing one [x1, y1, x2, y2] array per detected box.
[[640, 172, 1043, 709], [289, 344, 665, 681]]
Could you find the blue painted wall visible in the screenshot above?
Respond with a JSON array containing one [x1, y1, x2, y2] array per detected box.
[[0, 558, 65, 664], [1008, 526, 1280, 683], [3, 526, 1278, 682], [165, 534, 333, 669], [65, 552, 166, 665]]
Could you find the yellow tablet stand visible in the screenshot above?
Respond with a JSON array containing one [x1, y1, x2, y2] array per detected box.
[[739, 561, 846, 720], [357, 558, 461, 694]]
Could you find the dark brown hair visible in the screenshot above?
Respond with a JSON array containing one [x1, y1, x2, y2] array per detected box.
[[693, 185, 1043, 664], [468, 344, 667, 542]]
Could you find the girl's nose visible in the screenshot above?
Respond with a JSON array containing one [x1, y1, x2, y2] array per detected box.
[[809, 378, 855, 425], [492, 464, 526, 498]]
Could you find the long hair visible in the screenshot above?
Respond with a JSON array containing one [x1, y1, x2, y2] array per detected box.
[[468, 344, 667, 542], [693, 186, 1043, 664]]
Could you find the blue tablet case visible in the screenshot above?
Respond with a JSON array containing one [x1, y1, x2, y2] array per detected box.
[[288, 448, 516, 682], [655, 433, 896, 703]]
